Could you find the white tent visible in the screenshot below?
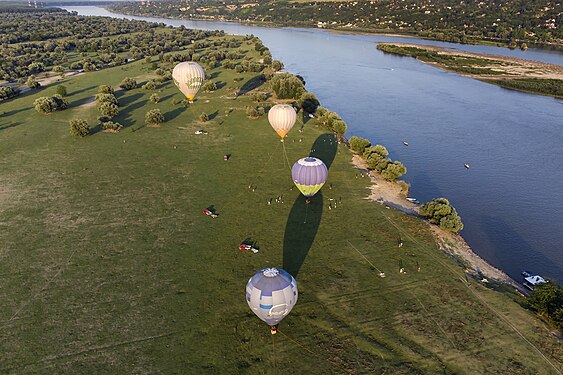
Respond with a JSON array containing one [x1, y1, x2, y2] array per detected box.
[[524, 275, 547, 286]]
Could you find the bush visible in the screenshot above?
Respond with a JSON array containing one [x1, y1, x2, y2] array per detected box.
[[98, 85, 114, 94], [246, 106, 266, 119], [52, 94, 69, 110], [56, 85, 68, 97], [250, 92, 268, 102], [0, 86, 20, 101], [299, 92, 320, 114], [69, 119, 90, 137], [26, 75, 40, 89], [349, 136, 371, 153], [53, 66, 65, 74], [142, 81, 157, 90], [202, 82, 217, 92], [95, 93, 118, 106], [420, 198, 464, 233], [101, 121, 123, 132], [34, 97, 58, 114], [199, 112, 209, 122], [270, 73, 305, 100], [145, 109, 164, 127], [98, 102, 119, 118], [150, 93, 160, 103], [119, 77, 137, 90]]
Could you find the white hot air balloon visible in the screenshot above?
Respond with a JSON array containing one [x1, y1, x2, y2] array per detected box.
[[172, 62, 205, 102], [246, 267, 298, 333], [268, 104, 297, 141]]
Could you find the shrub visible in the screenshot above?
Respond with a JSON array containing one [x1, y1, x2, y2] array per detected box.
[[202, 82, 217, 92], [272, 60, 284, 71], [349, 136, 371, 153], [250, 92, 268, 102], [145, 109, 164, 127], [199, 112, 209, 122], [150, 93, 160, 103], [246, 106, 266, 119], [98, 102, 119, 118], [142, 81, 157, 90], [527, 282, 563, 330], [101, 121, 123, 132], [98, 85, 114, 94], [52, 94, 69, 110], [419, 198, 464, 233], [56, 85, 68, 97], [270, 73, 305, 100], [69, 119, 90, 137], [53, 66, 65, 74], [34, 97, 58, 114], [119, 77, 137, 90]]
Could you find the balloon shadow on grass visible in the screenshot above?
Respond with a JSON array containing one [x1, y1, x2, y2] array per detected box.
[[282, 133, 338, 278]]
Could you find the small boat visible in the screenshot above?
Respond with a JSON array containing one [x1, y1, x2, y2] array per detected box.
[[406, 197, 418, 203], [521, 271, 532, 278], [464, 163, 470, 169], [523, 274, 547, 290], [403, 141, 409, 146]]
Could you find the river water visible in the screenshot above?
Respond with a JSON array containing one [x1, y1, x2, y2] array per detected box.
[[64, 6, 563, 282]]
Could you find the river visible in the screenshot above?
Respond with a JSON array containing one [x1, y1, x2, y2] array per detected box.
[[64, 6, 563, 282]]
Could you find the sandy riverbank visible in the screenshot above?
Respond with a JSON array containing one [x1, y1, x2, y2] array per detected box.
[[351, 154, 521, 288], [379, 42, 563, 80]]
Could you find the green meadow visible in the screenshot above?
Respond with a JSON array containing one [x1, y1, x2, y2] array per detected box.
[[0, 37, 561, 374]]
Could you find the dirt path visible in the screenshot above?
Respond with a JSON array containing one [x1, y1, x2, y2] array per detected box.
[[351, 154, 521, 287]]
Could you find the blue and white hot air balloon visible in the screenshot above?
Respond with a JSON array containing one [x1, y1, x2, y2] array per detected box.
[[246, 268, 298, 330]]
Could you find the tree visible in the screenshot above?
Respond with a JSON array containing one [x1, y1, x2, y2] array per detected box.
[[270, 73, 305, 99], [56, 85, 67, 97], [119, 77, 137, 90], [98, 102, 119, 118], [95, 93, 118, 106], [420, 198, 464, 233], [34, 97, 58, 114], [98, 85, 114, 94], [52, 94, 69, 110], [145, 109, 164, 127], [528, 282, 563, 329], [380, 161, 407, 181], [0, 86, 20, 101], [349, 136, 371, 153], [69, 119, 90, 137], [202, 82, 217, 92], [271, 60, 284, 72], [26, 75, 40, 89], [150, 93, 160, 103], [101, 121, 123, 132], [53, 66, 65, 74], [299, 92, 320, 114]]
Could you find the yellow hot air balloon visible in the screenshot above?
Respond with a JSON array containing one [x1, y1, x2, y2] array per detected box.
[[268, 104, 297, 141], [172, 62, 205, 102]]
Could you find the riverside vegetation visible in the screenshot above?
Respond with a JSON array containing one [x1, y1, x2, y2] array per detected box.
[[377, 43, 563, 98], [110, 0, 563, 48], [0, 7, 561, 374]]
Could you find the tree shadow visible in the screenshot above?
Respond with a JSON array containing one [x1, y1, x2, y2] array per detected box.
[[309, 133, 338, 169], [69, 85, 96, 96], [209, 71, 221, 79], [282, 133, 338, 278], [215, 81, 227, 90], [164, 106, 187, 122], [208, 110, 219, 120], [236, 74, 266, 96], [283, 193, 323, 278], [2, 107, 32, 117], [114, 94, 147, 128], [0, 121, 23, 132]]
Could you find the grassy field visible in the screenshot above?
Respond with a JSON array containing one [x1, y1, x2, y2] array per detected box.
[[1, 38, 562, 373]]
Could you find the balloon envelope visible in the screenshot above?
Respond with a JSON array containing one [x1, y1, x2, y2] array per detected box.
[[268, 104, 297, 140], [292, 157, 328, 197], [246, 268, 298, 326], [172, 62, 205, 101]]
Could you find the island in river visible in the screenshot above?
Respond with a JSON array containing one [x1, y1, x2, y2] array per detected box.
[[377, 43, 563, 98]]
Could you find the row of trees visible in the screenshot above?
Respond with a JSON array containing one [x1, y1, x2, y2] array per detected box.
[[349, 136, 407, 182]]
